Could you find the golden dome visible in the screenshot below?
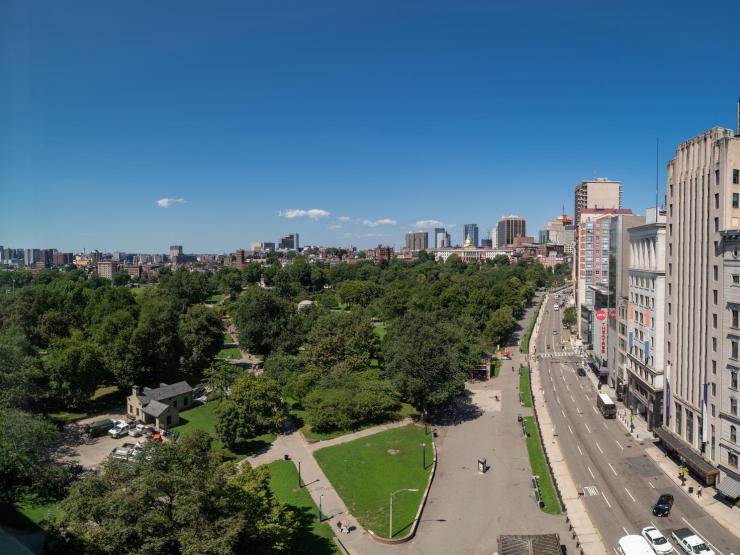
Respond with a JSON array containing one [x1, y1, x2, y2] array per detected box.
[[463, 235, 473, 247]]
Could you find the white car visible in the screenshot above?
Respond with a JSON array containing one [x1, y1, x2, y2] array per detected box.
[[108, 421, 130, 439], [642, 526, 674, 554]]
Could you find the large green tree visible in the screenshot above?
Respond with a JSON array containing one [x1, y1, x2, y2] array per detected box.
[[232, 288, 298, 356], [48, 431, 298, 554], [216, 375, 287, 449], [44, 331, 106, 407], [485, 305, 516, 348], [202, 360, 242, 399], [300, 311, 375, 374], [179, 305, 224, 378]]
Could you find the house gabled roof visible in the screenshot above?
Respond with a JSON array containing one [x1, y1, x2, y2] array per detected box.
[[143, 399, 170, 418], [140, 381, 191, 404]]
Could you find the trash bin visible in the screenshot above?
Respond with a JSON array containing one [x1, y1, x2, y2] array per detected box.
[[688, 486, 694, 494]]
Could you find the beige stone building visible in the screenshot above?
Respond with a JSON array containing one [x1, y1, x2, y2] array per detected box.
[[127, 381, 193, 430], [663, 124, 740, 487]]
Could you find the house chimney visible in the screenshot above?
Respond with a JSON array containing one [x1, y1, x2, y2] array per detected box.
[[132, 385, 141, 396]]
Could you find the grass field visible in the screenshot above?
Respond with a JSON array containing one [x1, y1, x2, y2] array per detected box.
[[314, 424, 432, 539], [171, 399, 275, 460], [373, 323, 387, 340], [522, 417, 561, 514], [267, 460, 338, 554], [223, 330, 235, 344], [217, 346, 242, 359], [205, 293, 228, 305], [0, 499, 61, 530], [519, 366, 532, 407]]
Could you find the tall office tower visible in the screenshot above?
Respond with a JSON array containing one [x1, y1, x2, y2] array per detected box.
[[463, 224, 479, 247], [434, 228, 451, 248], [278, 234, 299, 250], [663, 122, 740, 488], [623, 208, 666, 431], [235, 249, 246, 269], [574, 179, 623, 227], [97, 260, 117, 280], [404, 231, 429, 251], [495, 215, 527, 248], [170, 245, 183, 266]]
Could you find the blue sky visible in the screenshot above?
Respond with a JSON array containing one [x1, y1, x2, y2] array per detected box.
[[2, 0, 740, 253]]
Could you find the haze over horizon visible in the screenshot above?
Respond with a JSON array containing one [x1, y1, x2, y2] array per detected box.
[[2, 0, 740, 252]]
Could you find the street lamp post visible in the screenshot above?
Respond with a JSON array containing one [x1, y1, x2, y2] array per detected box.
[[297, 460, 302, 488], [421, 443, 426, 469], [319, 493, 323, 522], [389, 488, 419, 538]]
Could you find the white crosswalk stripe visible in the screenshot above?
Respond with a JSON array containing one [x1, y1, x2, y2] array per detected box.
[[537, 351, 577, 358], [582, 486, 599, 496]]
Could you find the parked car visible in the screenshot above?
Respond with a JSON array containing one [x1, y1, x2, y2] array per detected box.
[[671, 528, 714, 554], [641, 526, 674, 554], [85, 418, 115, 438], [652, 494, 674, 517], [577, 367, 587, 377], [129, 423, 154, 437], [108, 421, 130, 439]]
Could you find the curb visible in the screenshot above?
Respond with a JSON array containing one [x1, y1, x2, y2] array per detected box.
[[368, 440, 438, 545]]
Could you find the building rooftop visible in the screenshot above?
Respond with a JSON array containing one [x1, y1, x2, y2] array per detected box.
[[140, 381, 192, 404]]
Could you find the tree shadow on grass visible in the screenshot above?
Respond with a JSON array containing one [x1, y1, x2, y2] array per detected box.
[[288, 506, 337, 554], [226, 438, 274, 459]]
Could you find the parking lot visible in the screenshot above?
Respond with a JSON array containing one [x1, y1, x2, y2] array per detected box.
[[55, 411, 144, 469]]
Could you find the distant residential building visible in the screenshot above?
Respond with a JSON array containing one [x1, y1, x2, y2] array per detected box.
[[279, 234, 299, 250], [481, 238, 493, 249], [512, 235, 536, 249], [496, 215, 526, 248], [235, 249, 246, 269], [623, 208, 666, 431], [663, 121, 740, 486], [24, 249, 40, 266], [463, 224, 479, 248], [124, 264, 143, 279], [405, 231, 428, 251], [52, 252, 73, 265], [373, 244, 394, 261], [97, 260, 118, 280], [574, 179, 622, 227]]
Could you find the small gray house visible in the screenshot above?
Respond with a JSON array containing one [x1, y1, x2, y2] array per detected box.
[[127, 381, 193, 430]]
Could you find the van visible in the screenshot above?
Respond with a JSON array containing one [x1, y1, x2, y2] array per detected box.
[[617, 534, 654, 555], [85, 419, 115, 438], [597, 393, 617, 418]]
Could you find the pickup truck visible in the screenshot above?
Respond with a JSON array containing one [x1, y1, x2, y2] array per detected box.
[[671, 528, 714, 555]]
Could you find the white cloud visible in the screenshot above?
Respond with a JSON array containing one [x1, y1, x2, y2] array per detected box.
[[279, 208, 330, 220], [328, 224, 342, 230], [414, 219, 450, 228], [362, 218, 397, 227], [157, 197, 186, 208], [363, 232, 389, 238], [337, 216, 351, 222]]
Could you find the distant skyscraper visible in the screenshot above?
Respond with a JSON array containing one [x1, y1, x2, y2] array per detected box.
[[481, 238, 493, 249], [434, 228, 451, 248], [235, 249, 246, 269], [405, 231, 428, 251], [574, 179, 622, 228], [279, 234, 300, 250], [170, 245, 183, 267], [495, 216, 526, 248], [463, 224, 479, 247]]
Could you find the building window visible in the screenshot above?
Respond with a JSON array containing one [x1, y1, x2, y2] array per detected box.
[[669, 243, 673, 256], [714, 290, 718, 304], [730, 452, 739, 469], [716, 193, 720, 209], [732, 398, 738, 416], [714, 337, 719, 353], [713, 313, 718, 328], [167, 415, 172, 425], [129, 404, 133, 414], [711, 403, 716, 417], [734, 309, 739, 328], [734, 193, 740, 209], [714, 265, 719, 280], [670, 183, 674, 196], [712, 382, 717, 396], [713, 360, 717, 374], [734, 169, 740, 184], [732, 426, 737, 443], [734, 275, 740, 285], [668, 303, 672, 315], [715, 217, 720, 231], [732, 370, 738, 389], [670, 224, 673, 236], [716, 169, 720, 185], [732, 340, 738, 359], [184, 396, 189, 405], [667, 341, 671, 354], [669, 263, 672, 276]]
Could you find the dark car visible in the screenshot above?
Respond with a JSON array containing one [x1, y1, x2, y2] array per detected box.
[[576, 367, 587, 377], [652, 494, 674, 517]]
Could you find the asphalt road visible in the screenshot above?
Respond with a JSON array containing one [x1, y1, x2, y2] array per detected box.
[[536, 290, 739, 555]]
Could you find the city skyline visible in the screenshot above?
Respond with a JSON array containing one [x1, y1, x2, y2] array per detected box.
[[3, 1, 740, 251]]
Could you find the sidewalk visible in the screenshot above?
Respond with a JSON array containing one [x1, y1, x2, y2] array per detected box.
[[530, 293, 608, 555]]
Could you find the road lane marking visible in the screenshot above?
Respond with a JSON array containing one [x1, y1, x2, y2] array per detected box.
[[616, 440, 624, 450], [595, 441, 603, 454], [570, 394, 575, 403], [649, 482, 656, 489], [561, 409, 566, 418], [680, 518, 724, 555], [608, 463, 618, 476], [592, 406, 598, 414], [603, 422, 608, 429], [624, 488, 636, 503], [601, 491, 612, 508], [588, 466, 595, 479], [622, 526, 629, 535], [584, 423, 591, 433], [577, 444, 583, 456], [568, 425, 574, 435]]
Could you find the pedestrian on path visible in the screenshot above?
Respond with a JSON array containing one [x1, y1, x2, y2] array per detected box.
[[336, 520, 342, 533], [697, 486, 702, 498]]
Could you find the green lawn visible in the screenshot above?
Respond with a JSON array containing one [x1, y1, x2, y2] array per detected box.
[[171, 399, 275, 460], [523, 417, 561, 514], [267, 460, 338, 554], [314, 424, 433, 539], [217, 346, 242, 359], [223, 330, 235, 344], [205, 293, 228, 305], [289, 400, 417, 442], [48, 385, 125, 423], [373, 323, 387, 340], [0, 499, 61, 530], [519, 366, 532, 407]]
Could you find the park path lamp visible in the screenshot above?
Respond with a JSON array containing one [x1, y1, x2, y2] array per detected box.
[[297, 460, 302, 488], [389, 488, 419, 538], [319, 493, 323, 522], [421, 442, 426, 469]]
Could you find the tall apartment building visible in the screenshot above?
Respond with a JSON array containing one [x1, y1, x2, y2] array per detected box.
[[97, 260, 118, 280], [624, 208, 666, 431], [463, 224, 479, 247], [235, 249, 246, 269], [663, 123, 740, 488], [434, 228, 451, 248], [496, 215, 526, 248], [279, 234, 299, 251], [574, 179, 622, 227], [405, 231, 428, 251], [170, 245, 183, 266]]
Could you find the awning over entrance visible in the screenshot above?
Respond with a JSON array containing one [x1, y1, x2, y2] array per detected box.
[[654, 427, 719, 484], [716, 473, 740, 499]]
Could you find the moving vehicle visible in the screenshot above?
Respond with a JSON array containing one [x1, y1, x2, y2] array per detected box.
[[553, 304, 560, 311], [85, 418, 115, 438], [671, 528, 714, 555], [576, 367, 587, 377], [552, 330, 559, 335], [652, 494, 674, 517], [617, 534, 655, 555], [108, 420, 130, 439], [597, 393, 617, 418], [641, 526, 674, 554]]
